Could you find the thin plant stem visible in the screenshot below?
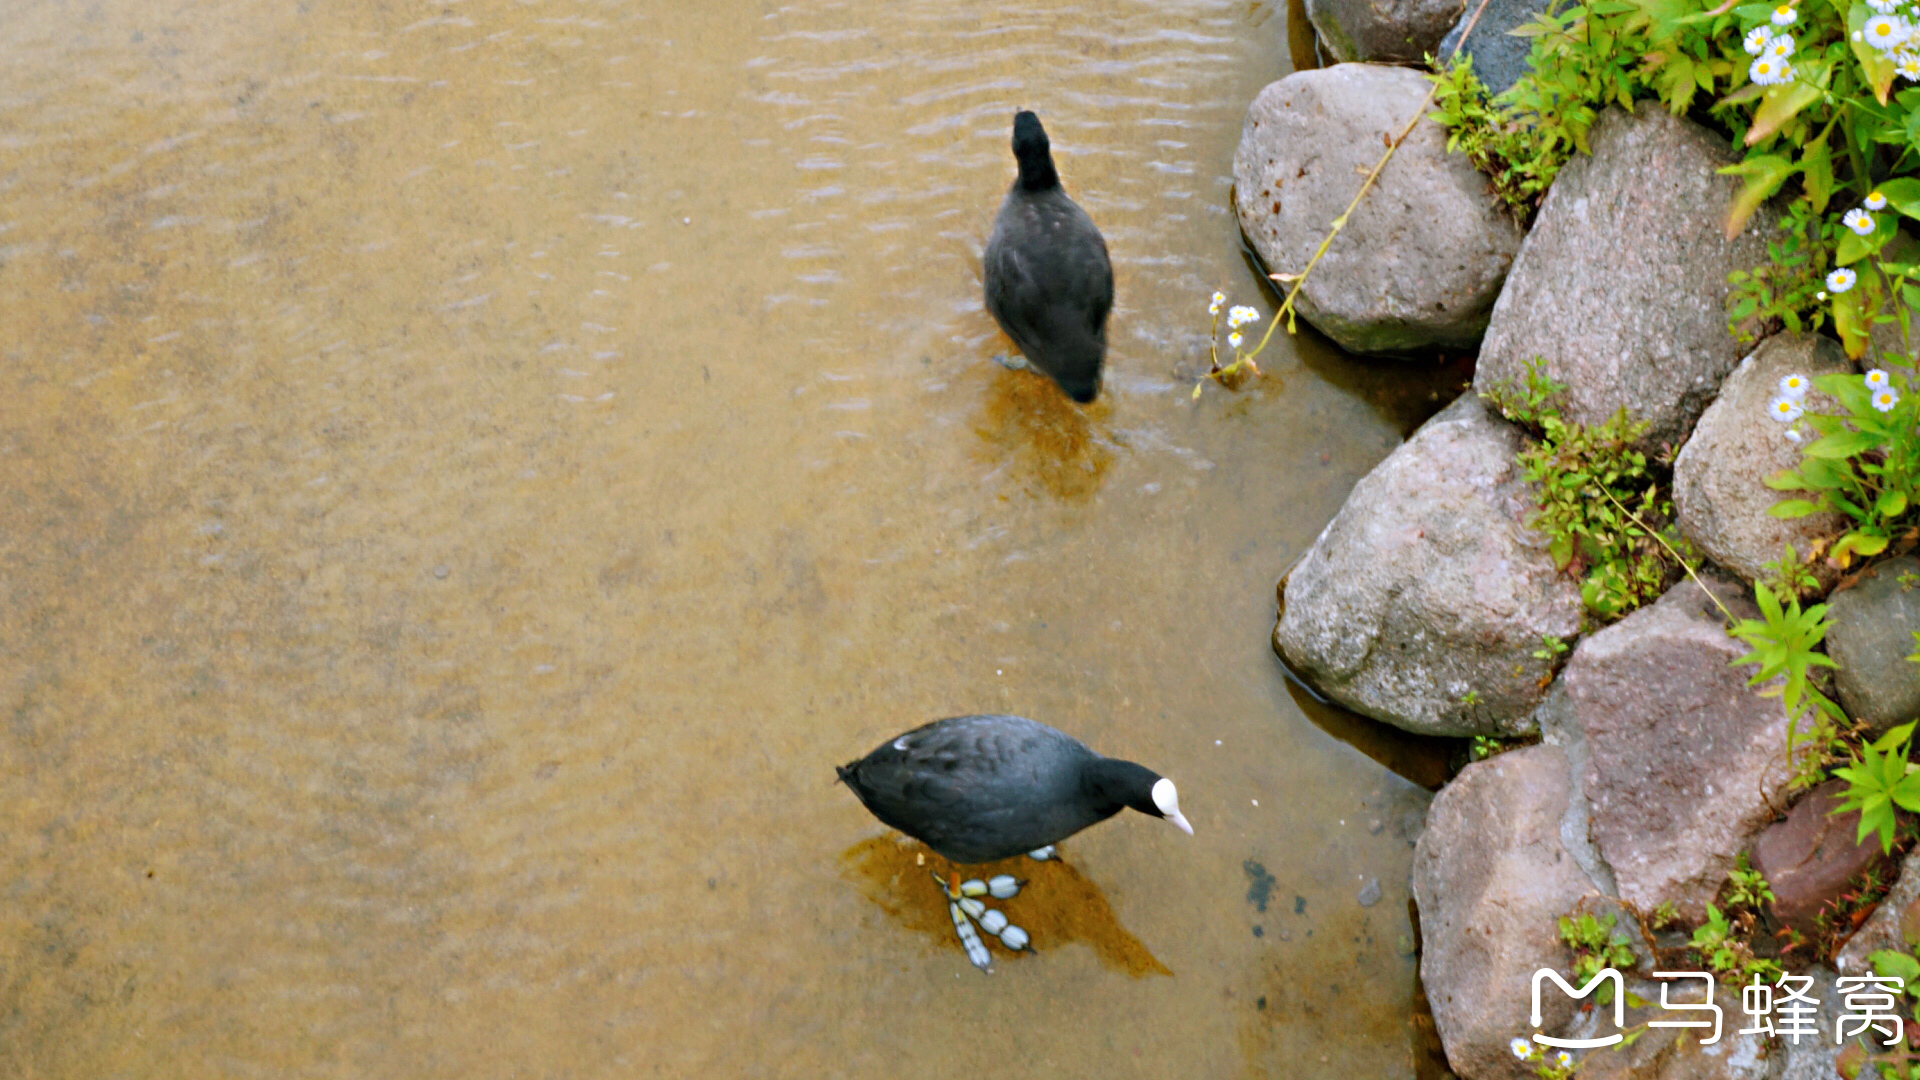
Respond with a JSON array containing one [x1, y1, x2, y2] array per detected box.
[[1202, 0, 1495, 391], [1594, 485, 1733, 626]]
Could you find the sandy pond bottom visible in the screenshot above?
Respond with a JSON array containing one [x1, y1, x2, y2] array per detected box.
[[3, 0, 1466, 1075]]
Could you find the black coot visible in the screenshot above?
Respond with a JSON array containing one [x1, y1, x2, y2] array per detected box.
[[836, 714, 1191, 863], [984, 111, 1114, 405]]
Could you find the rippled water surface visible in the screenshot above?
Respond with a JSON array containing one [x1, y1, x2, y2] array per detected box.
[[2, 1, 1464, 1075]]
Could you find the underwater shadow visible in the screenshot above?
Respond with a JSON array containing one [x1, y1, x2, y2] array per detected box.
[[970, 369, 1116, 503], [841, 834, 1171, 977], [1271, 575, 1455, 791]]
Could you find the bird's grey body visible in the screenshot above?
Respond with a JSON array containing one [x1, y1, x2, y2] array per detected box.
[[984, 111, 1113, 405], [837, 714, 1169, 863]]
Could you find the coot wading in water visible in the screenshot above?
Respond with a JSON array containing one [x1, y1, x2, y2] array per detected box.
[[837, 713, 1190, 970], [984, 110, 1114, 405]]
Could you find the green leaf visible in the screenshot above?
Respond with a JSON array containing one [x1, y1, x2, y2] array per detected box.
[[1881, 177, 1920, 221], [1721, 155, 1797, 238], [1881, 490, 1910, 517], [1746, 76, 1827, 147], [1806, 429, 1885, 458], [1769, 499, 1822, 518], [1868, 949, 1920, 982], [1835, 286, 1875, 357], [1837, 223, 1895, 266], [1836, 532, 1893, 562], [1853, 7, 1901, 104]]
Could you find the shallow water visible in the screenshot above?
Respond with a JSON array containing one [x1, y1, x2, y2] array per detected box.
[[2, 1, 1464, 1075]]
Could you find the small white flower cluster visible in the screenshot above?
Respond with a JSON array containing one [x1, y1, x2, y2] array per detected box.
[[1870, 368, 1902, 411], [1771, 371, 1810, 440], [1226, 305, 1261, 350], [1771, 370, 1902, 444], [1746, 6, 1800, 82], [1197, 290, 1267, 397], [1506, 1038, 1573, 1069], [1858, 1, 1920, 78]]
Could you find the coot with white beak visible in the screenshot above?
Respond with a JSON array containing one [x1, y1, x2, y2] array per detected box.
[[837, 713, 1191, 863]]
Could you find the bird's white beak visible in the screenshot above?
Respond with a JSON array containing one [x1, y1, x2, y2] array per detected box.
[[1151, 778, 1194, 837]]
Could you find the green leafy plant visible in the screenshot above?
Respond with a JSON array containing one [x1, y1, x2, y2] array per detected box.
[[1834, 720, 1920, 852], [1728, 580, 1846, 786], [1726, 851, 1777, 909], [1427, 56, 1571, 223], [1533, 634, 1572, 661], [1759, 541, 1823, 598], [1487, 360, 1695, 621], [1690, 901, 1783, 981], [1559, 911, 1637, 1004], [1425, 0, 1920, 360], [1845, 949, 1920, 1075], [1769, 363, 1920, 568]]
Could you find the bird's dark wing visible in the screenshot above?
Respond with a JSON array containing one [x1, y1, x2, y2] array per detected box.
[[839, 715, 1092, 863], [984, 195, 1113, 359]]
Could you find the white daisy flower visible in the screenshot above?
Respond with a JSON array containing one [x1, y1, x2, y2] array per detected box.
[[1750, 56, 1788, 84], [1865, 13, 1907, 50], [1828, 267, 1858, 293], [1901, 52, 1920, 79], [1770, 396, 1806, 422], [1875, 387, 1901, 411], [1779, 373, 1811, 398], [1846, 208, 1878, 235], [1228, 305, 1261, 328], [1556, 1051, 1574, 1067], [1768, 33, 1795, 57], [1786, 427, 1803, 442], [1228, 331, 1243, 349], [1209, 291, 1225, 315], [1771, 2, 1796, 25], [1510, 1037, 1533, 1060], [1745, 25, 1774, 53], [1868, 190, 1890, 210], [1868, 368, 1891, 389]]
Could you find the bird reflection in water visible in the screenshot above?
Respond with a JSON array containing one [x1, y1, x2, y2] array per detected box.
[[840, 835, 1172, 977]]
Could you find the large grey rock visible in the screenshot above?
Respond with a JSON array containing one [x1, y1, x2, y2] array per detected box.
[[1437, 0, 1551, 95], [1307, 0, 1463, 63], [1275, 393, 1584, 736], [1674, 333, 1853, 587], [1827, 555, 1920, 735], [1414, 744, 1599, 1080], [1563, 574, 1796, 922], [1233, 64, 1523, 356], [1473, 107, 1776, 452]]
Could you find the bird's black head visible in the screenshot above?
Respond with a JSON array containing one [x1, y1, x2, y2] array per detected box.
[[1060, 376, 1099, 405], [1011, 110, 1059, 191], [1085, 759, 1193, 836]]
